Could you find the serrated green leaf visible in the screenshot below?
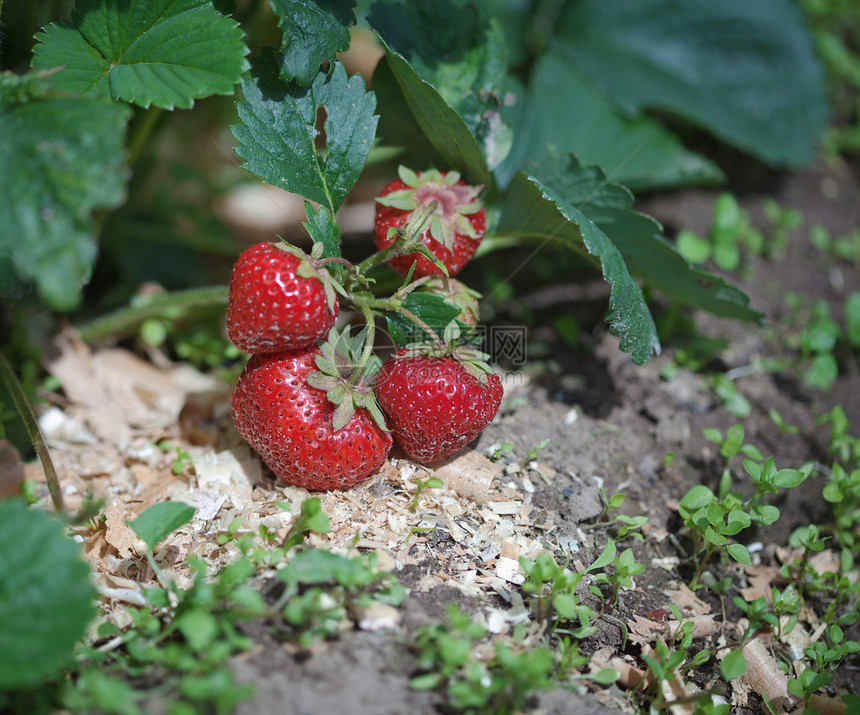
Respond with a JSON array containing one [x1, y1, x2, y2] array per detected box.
[[302, 202, 341, 259], [554, 0, 828, 166], [0, 499, 96, 688], [523, 154, 763, 323], [32, 0, 249, 110], [495, 166, 659, 364], [127, 501, 195, 551], [270, 0, 356, 85], [497, 51, 722, 191], [0, 85, 130, 310], [233, 51, 377, 213], [384, 292, 462, 346], [370, 1, 512, 170], [372, 40, 491, 186]]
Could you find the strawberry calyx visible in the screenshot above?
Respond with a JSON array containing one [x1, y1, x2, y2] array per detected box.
[[274, 240, 349, 314], [396, 320, 495, 385], [375, 166, 484, 252], [305, 326, 390, 433]]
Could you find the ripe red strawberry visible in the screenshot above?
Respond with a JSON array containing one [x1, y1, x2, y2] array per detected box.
[[375, 348, 503, 463], [374, 167, 485, 278], [227, 242, 338, 354], [231, 345, 392, 490]]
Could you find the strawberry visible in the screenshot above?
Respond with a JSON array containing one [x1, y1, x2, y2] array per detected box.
[[374, 166, 485, 278], [375, 346, 503, 463], [231, 335, 392, 490], [227, 241, 338, 354]]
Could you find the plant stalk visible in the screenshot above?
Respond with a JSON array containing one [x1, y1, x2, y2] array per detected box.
[[0, 352, 65, 515], [126, 106, 164, 167], [77, 285, 229, 343]]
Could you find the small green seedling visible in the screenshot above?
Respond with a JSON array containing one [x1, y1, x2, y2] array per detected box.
[[589, 490, 649, 542], [157, 441, 193, 476], [491, 442, 515, 460], [589, 542, 646, 608], [678, 455, 806, 588], [520, 552, 596, 638], [521, 438, 550, 469], [410, 476, 444, 511]]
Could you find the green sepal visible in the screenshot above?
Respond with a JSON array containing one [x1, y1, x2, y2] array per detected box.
[[306, 371, 339, 391], [331, 399, 356, 432]]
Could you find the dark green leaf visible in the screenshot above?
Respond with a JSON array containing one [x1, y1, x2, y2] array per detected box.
[[127, 501, 195, 550], [233, 51, 377, 213], [0, 499, 96, 688], [302, 202, 341, 258], [0, 79, 130, 310], [384, 292, 462, 346], [33, 0, 249, 109], [495, 165, 660, 364], [270, 0, 356, 85], [372, 41, 491, 186], [554, 0, 828, 166], [525, 154, 763, 323], [497, 51, 722, 191], [369, 0, 512, 170]]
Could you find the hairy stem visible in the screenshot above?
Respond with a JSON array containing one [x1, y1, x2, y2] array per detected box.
[[0, 352, 65, 515], [354, 199, 440, 275], [348, 302, 379, 388], [77, 285, 229, 343]]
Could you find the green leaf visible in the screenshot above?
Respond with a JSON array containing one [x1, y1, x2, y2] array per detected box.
[[497, 51, 722, 191], [773, 469, 805, 489], [278, 549, 374, 587], [369, 1, 513, 170], [270, 0, 356, 85], [302, 202, 341, 259], [727, 543, 752, 564], [233, 51, 378, 214], [495, 166, 660, 364], [384, 291, 462, 346], [32, 0, 250, 110], [721, 649, 748, 680], [372, 40, 491, 186], [0, 499, 96, 688], [750, 504, 780, 526], [0, 79, 130, 310], [676, 230, 712, 264], [804, 353, 838, 392], [587, 539, 617, 572], [554, 0, 828, 166], [175, 608, 219, 652], [589, 668, 621, 685], [127, 501, 195, 551]]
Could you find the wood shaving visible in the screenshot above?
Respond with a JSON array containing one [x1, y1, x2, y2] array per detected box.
[[663, 582, 712, 617]]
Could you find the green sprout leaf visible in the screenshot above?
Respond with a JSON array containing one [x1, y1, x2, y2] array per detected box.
[[127, 501, 195, 551], [302, 202, 342, 259], [0, 499, 96, 689], [233, 50, 378, 214], [0, 75, 130, 311], [269, 0, 356, 86], [32, 0, 250, 109], [588, 539, 617, 572], [721, 649, 748, 680]]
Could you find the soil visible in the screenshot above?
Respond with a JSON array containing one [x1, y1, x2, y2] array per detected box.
[[14, 158, 859, 713], [220, 158, 860, 713]]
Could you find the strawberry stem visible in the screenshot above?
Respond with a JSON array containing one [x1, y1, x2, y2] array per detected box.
[[348, 302, 379, 388], [0, 351, 65, 515], [355, 199, 440, 275]]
